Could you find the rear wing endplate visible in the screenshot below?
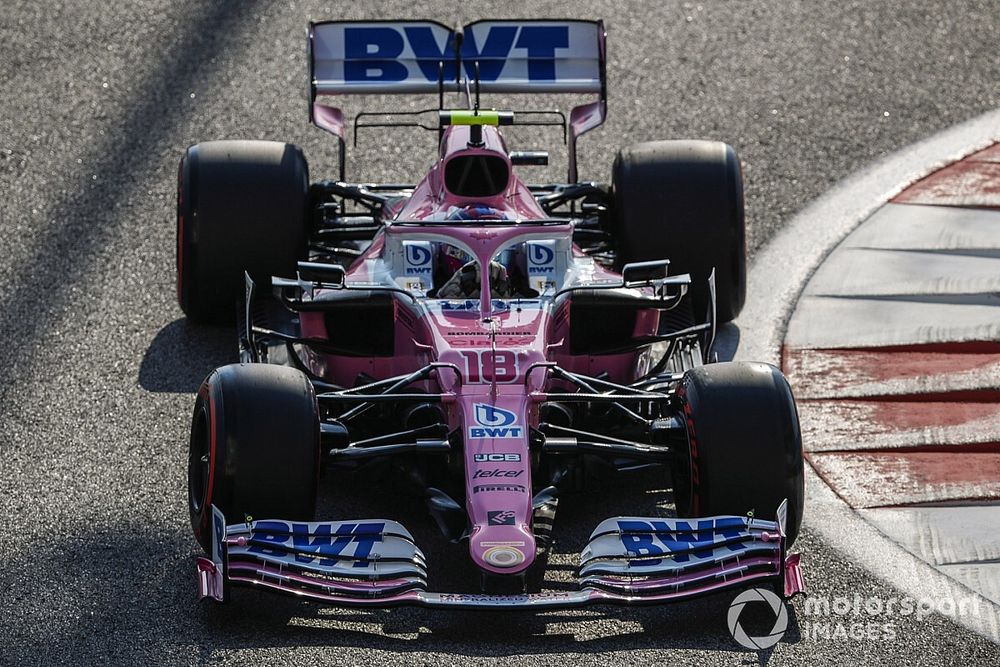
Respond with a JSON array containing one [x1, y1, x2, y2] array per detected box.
[[307, 19, 607, 182]]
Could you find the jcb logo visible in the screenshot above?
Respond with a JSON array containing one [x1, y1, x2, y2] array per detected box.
[[474, 453, 521, 462]]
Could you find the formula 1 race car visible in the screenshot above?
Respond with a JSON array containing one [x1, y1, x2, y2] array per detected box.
[[178, 19, 805, 609]]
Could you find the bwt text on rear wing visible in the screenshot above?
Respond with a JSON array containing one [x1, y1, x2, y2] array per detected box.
[[307, 19, 607, 182]]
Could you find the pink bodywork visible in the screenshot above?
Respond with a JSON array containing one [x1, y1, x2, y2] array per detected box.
[[297, 125, 654, 575]]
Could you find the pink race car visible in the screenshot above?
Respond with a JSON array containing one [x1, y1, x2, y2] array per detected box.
[[177, 19, 804, 609]]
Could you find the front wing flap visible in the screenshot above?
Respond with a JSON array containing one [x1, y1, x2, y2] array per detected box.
[[578, 514, 787, 598], [196, 504, 803, 608]]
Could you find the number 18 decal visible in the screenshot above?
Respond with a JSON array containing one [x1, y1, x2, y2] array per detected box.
[[458, 350, 519, 383]]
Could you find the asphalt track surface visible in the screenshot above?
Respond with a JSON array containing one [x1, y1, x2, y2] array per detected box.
[[1, 1, 998, 664]]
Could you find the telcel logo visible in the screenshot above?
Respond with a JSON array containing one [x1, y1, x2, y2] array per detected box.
[[469, 404, 523, 439], [473, 469, 523, 479]]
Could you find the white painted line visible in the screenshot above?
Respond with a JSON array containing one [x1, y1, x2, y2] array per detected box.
[[805, 464, 1000, 641], [735, 108, 1000, 367], [940, 563, 1000, 607], [734, 108, 1000, 643], [785, 293, 1000, 349], [804, 247, 1000, 297], [846, 204, 1000, 251], [861, 505, 1000, 566]]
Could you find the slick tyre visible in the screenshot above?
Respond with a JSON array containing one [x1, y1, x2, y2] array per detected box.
[[611, 140, 746, 322], [188, 363, 320, 553], [674, 362, 804, 546], [176, 140, 309, 323]]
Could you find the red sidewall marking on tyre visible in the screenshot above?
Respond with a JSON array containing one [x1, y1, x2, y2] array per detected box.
[[177, 213, 185, 303]]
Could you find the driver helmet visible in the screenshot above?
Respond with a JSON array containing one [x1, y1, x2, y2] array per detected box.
[[444, 204, 508, 222], [436, 204, 509, 273]]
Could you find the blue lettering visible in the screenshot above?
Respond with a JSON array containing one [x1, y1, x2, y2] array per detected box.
[[462, 26, 518, 81], [345, 27, 404, 59], [248, 521, 386, 567], [616, 518, 750, 567], [618, 521, 663, 566], [405, 27, 459, 82], [344, 28, 407, 82], [514, 26, 568, 80], [469, 427, 523, 438], [441, 300, 479, 311], [350, 535, 379, 566], [655, 518, 747, 559], [247, 521, 292, 557], [291, 522, 333, 550], [339, 25, 573, 85]]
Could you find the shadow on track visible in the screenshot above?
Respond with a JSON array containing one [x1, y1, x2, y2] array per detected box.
[[139, 319, 234, 393], [4, 522, 802, 663], [0, 0, 263, 394], [713, 321, 741, 362]]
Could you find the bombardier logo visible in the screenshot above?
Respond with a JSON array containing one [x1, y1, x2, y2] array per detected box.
[[469, 404, 523, 439]]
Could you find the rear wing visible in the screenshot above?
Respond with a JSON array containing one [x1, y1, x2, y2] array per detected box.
[[307, 19, 607, 182]]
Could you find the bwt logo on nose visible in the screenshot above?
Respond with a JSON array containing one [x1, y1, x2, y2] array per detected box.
[[469, 404, 523, 439], [343, 25, 570, 83]]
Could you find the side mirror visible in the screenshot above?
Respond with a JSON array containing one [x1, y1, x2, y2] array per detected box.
[[297, 261, 346, 287], [621, 260, 670, 286]]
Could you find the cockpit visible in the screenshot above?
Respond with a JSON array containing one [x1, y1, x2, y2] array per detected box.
[[367, 217, 575, 304]]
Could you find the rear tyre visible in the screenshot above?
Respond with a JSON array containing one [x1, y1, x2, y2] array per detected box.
[[673, 362, 804, 545], [611, 140, 746, 322], [177, 140, 309, 324], [188, 363, 320, 553]]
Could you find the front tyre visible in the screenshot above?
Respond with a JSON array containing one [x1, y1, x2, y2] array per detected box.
[[673, 362, 804, 545], [188, 364, 320, 552]]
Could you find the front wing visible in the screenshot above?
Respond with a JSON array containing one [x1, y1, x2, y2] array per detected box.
[[197, 504, 804, 609]]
